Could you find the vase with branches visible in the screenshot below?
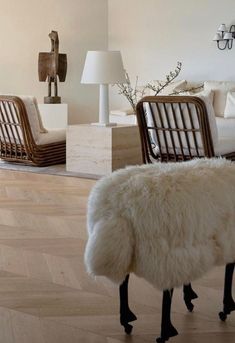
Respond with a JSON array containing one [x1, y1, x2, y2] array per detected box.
[[115, 62, 203, 113], [115, 72, 148, 113]]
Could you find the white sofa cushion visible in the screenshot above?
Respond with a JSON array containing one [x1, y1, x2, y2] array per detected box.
[[182, 89, 214, 103], [224, 91, 235, 118], [183, 81, 204, 92], [216, 117, 235, 139], [215, 138, 235, 155], [211, 98, 235, 154], [204, 81, 235, 117]]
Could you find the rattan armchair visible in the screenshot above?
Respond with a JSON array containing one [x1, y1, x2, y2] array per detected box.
[[0, 95, 66, 166], [136, 96, 235, 163]]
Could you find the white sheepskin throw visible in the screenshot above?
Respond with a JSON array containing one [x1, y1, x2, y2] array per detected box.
[[84, 159, 235, 290]]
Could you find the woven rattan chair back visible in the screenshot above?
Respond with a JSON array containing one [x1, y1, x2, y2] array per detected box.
[[136, 96, 215, 163], [0, 95, 65, 166], [0, 96, 34, 163]]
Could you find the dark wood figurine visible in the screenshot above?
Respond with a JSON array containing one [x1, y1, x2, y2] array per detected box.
[[38, 31, 67, 104]]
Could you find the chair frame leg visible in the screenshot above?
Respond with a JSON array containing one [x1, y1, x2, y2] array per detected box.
[[219, 262, 235, 321], [156, 289, 178, 343], [183, 283, 198, 312], [119, 274, 137, 334]]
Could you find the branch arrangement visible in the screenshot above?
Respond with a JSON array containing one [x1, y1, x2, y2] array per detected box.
[[115, 71, 148, 112], [146, 62, 182, 96], [115, 62, 203, 113]]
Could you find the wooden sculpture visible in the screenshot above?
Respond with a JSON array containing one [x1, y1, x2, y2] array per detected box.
[[38, 31, 67, 104]]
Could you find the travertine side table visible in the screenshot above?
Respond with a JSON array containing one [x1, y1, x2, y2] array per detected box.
[[66, 124, 142, 177]]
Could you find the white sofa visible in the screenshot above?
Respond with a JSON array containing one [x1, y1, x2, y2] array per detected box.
[[216, 117, 235, 139], [202, 81, 235, 144], [204, 81, 235, 155], [111, 80, 235, 150]]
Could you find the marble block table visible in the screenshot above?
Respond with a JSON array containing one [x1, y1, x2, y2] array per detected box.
[[66, 124, 142, 177]]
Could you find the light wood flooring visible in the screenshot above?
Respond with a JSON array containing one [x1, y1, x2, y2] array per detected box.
[[0, 169, 234, 343]]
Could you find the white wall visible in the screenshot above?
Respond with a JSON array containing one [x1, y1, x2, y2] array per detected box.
[[109, 0, 235, 109], [2, 0, 235, 120], [0, 0, 108, 123]]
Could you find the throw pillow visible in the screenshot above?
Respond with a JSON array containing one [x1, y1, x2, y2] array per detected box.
[[181, 89, 214, 104], [224, 91, 235, 118], [204, 81, 235, 117]]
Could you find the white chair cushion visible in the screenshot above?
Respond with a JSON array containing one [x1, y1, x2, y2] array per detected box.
[[204, 81, 235, 117], [19, 96, 48, 140], [224, 91, 235, 118], [33, 98, 48, 133], [144, 91, 218, 156], [0, 96, 61, 147], [19, 96, 42, 141], [35, 129, 66, 145], [0, 94, 42, 142], [196, 91, 218, 147], [2, 95, 48, 140], [175, 90, 218, 148]]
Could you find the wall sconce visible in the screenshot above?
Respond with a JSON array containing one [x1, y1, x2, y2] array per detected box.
[[213, 24, 235, 50]]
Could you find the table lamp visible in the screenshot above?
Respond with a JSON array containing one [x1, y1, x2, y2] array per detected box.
[[81, 51, 126, 126]]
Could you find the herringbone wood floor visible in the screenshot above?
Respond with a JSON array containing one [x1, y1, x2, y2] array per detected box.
[[0, 170, 234, 343]]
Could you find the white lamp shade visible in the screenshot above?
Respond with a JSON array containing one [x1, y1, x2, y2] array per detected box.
[[218, 24, 227, 32], [213, 33, 223, 41], [224, 32, 233, 40], [81, 51, 127, 84]]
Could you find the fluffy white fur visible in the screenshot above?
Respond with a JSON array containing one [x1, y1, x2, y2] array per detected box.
[[84, 159, 235, 290]]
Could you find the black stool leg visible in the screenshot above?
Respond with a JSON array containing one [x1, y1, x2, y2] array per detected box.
[[219, 262, 235, 321], [119, 274, 137, 334], [156, 289, 178, 343], [183, 283, 198, 312]]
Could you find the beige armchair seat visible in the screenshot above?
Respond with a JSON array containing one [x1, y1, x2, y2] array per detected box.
[[0, 95, 66, 166], [35, 129, 66, 145]]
